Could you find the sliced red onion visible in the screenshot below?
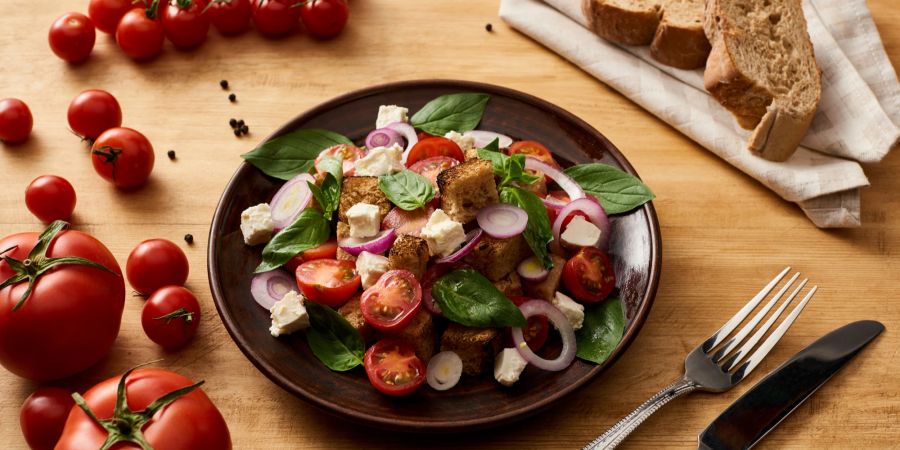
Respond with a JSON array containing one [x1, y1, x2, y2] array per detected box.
[[270, 173, 314, 231], [477, 204, 527, 239], [512, 300, 576, 371], [426, 351, 463, 391], [542, 192, 569, 213], [365, 127, 403, 149], [525, 158, 584, 202], [517, 256, 549, 282], [338, 228, 397, 256], [552, 197, 611, 251], [463, 130, 513, 149], [385, 122, 418, 162], [250, 270, 297, 310], [436, 229, 483, 264]]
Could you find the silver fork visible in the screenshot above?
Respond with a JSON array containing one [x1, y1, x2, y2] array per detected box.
[[583, 267, 817, 450]]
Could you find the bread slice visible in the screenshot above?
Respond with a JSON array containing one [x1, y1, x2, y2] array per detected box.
[[703, 0, 822, 161], [582, 0, 710, 70]]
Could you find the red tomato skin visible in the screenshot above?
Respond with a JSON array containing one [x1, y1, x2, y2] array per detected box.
[[284, 239, 338, 272], [89, 0, 133, 34], [562, 248, 616, 303], [0, 231, 125, 381], [295, 259, 360, 307], [363, 339, 426, 397], [252, 0, 301, 38], [141, 286, 201, 349], [56, 368, 232, 450], [507, 296, 549, 351], [360, 270, 422, 332], [208, 0, 252, 34], [91, 127, 155, 189], [20, 387, 75, 450], [299, 0, 349, 39], [48, 12, 96, 63], [0, 98, 33, 144], [405, 137, 465, 167], [25, 175, 77, 223], [67, 90, 123, 140], [507, 140, 559, 167], [162, 0, 211, 49], [116, 9, 165, 61], [126, 239, 190, 295]]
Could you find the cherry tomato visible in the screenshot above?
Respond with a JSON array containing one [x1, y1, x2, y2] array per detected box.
[[25, 176, 77, 223], [405, 137, 465, 167], [207, 0, 252, 34], [67, 90, 122, 141], [252, 0, 301, 38], [126, 239, 190, 295], [562, 247, 616, 303], [20, 387, 75, 450], [116, 8, 165, 61], [91, 127, 155, 189], [360, 270, 422, 332], [0, 98, 33, 144], [142, 286, 201, 349], [381, 206, 434, 238], [315, 144, 365, 176], [416, 131, 435, 141], [508, 140, 559, 168], [363, 339, 426, 397], [508, 296, 549, 351], [409, 156, 459, 191], [162, 0, 211, 49], [284, 239, 338, 272], [48, 12, 96, 63], [89, 0, 133, 34], [299, 0, 349, 39], [295, 259, 360, 307]]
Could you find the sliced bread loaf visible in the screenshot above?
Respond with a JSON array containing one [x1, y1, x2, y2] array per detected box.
[[703, 0, 822, 161]]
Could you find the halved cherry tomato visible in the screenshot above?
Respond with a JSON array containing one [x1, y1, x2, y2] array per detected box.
[[508, 140, 559, 168], [284, 239, 338, 272], [363, 339, 426, 396], [405, 137, 465, 167], [508, 295, 549, 351], [562, 247, 616, 303], [409, 156, 458, 191], [315, 144, 365, 176], [360, 270, 421, 332], [295, 259, 360, 307], [381, 206, 433, 237]]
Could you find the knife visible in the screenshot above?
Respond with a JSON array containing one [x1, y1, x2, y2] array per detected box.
[[697, 320, 884, 450]]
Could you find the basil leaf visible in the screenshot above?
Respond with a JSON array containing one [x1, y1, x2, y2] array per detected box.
[[317, 155, 343, 185], [241, 129, 352, 180], [482, 138, 500, 153], [410, 93, 490, 136], [564, 163, 655, 214], [255, 209, 330, 273], [305, 301, 365, 372], [477, 150, 539, 188], [576, 297, 626, 364], [478, 148, 507, 177], [378, 171, 435, 211], [431, 269, 527, 328], [499, 186, 553, 269]]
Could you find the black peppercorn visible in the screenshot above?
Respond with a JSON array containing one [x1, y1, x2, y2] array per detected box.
[[220, 80, 228, 89], [234, 129, 242, 137], [241, 125, 249, 135], [229, 118, 238, 128], [184, 234, 194, 244], [167, 150, 176, 160], [237, 119, 245, 127], [485, 23, 493, 32], [228, 93, 236, 102]]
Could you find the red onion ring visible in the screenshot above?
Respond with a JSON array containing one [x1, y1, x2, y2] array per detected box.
[[525, 157, 584, 201], [541, 192, 569, 213], [250, 270, 297, 310], [338, 228, 397, 256], [463, 130, 513, 149], [517, 256, 549, 282], [426, 351, 463, 391], [270, 173, 314, 231], [551, 197, 611, 251], [365, 127, 403, 149], [436, 229, 483, 264], [512, 300, 577, 371], [476, 204, 527, 239], [385, 122, 418, 163]]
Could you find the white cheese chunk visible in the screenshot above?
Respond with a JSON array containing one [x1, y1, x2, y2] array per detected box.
[[560, 215, 602, 248], [269, 291, 309, 337], [356, 251, 390, 289], [420, 209, 467, 257], [354, 143, 405, 177], [494, 348, 528, 387], [375, 105, 409, 129], [444, 130, 477, 152], [347, 203, 381, 239], [240, 203, 275, 246], [552, 291, 585, 330]]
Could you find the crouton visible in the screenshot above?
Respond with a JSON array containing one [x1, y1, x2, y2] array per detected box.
[[464, 149, 480, 161], [437, 159, 499, 224], [523, 254, 567, 301], [513, 170, 547, 196], [337, 296, 374, 344], [493, 270, 523, 297], [463, 234, 531, 282], [387, 235, 429, 279], [335, 222, 356, 262], [338, 176, 391, 223], [377, 310, 435, 361], [440, 324, 502, 376]]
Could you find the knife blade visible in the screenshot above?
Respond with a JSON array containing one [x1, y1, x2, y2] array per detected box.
[[697, 320, 884, 450]]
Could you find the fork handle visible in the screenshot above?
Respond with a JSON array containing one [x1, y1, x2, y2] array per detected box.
[[583, 377, 699, 450]]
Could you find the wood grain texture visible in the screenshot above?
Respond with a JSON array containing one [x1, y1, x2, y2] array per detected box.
[[1, 0, 898, 448]]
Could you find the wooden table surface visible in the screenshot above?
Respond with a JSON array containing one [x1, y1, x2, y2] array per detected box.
[[2, 1, 898, 448]]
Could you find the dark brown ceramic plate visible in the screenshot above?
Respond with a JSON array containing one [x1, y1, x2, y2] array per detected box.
[[208, 80, 661, 433]]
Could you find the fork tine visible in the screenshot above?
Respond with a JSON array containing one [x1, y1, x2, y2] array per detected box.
[[702, 267, 791, 352], [733, 285, 817, 379]]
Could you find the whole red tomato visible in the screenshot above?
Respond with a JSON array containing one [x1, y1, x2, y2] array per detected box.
[[162, 0, 211, 49], [67, 90, 123, 141], [20, 387, 75, 450], [142, 286, 201, 349], [48, 12, 96, 63], [0, 222, 125, 381], [0, 98, 33, 144], [299, 0, 348, 39], [25, 175, 77, 223], [207, 0, 252, 35], [252, 0, 300, 38], [126, 238, 190, 295], [56, 367, 232, 449], [89, 0, 134, 34], [116, 8, 165, 61], [91, 127, 155, 189]]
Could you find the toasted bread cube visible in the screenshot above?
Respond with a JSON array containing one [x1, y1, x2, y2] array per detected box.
[[387, 235, 429, 279], [464, 148, 480, 161], [437, 159, 499, 224], [337, 296, 374, 344], [338, 176, 392, 223], [493, 270, 523, 297], [377, 310, 435, 361], [440, 324, 502, 376], [335, 222, 356, 262], [523, 254, 567, 301], [463, 234, 531, 282]]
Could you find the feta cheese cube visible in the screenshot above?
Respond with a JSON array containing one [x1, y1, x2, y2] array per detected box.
[[347, 203, 381, 239], [420, 209, 467, 257], [552, 291, 585, 330], [376, 105, 409, 129], [354, 143, 405, 177], [240, 203, 275, 246], [560, 215, 602, 248], [269, 291, 310, 337], [445, 130, 477, 152], [494, 348, 528, 387], [356, 251, 390, 289]]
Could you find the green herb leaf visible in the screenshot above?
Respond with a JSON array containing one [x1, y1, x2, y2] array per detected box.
[[378, 171, 436, 211], [317, 155, 343, 186], [499, 186, 553, 269], [482, 138, 500, 153], [410, 93, 490, 136], [255, 209, 330, 273], [305, 301, 365, 372], [308, 173, 341, 218], [564, 164, 655, 214], [241, 129, 352, 180], [431, 269, 527, 328], [478, 150, 539, 189], [576, 297, 626, 364]]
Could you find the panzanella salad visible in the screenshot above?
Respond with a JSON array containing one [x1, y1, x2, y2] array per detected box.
[[238, 93, 654, 396]]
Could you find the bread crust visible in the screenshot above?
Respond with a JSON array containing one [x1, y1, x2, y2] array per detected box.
[[651, 14, 710, 69], [583, 0, 661, 46]]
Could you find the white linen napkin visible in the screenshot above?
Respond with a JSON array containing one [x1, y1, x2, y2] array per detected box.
[[499, 0, 900, 227]]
